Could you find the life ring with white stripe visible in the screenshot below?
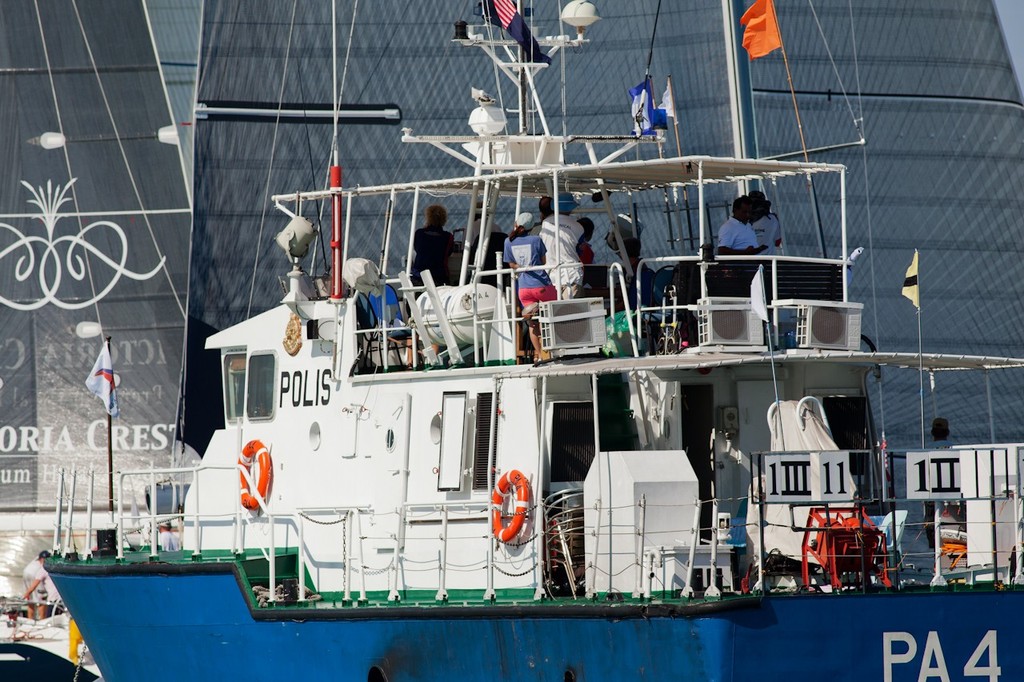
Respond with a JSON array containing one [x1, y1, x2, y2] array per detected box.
[[239, 439, 272, 511], [491, 469, 530, 543]]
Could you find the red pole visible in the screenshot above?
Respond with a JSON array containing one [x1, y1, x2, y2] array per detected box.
[[330, 165, 344, 300]]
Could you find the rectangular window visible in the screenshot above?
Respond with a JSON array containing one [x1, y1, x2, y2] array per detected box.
[[246, 354, 276, 421], [223, 353, 246, 423], [437, 392, 467, 491]]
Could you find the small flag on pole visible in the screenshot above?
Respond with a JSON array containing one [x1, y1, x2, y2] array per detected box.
[[86, 343, 119, 417], [740, 0, 782, 60], [661, 83, 675, 119], [902, 249, 920, 309], [750, 266, 769, 324]]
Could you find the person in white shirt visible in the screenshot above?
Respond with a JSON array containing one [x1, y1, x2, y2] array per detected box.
[[717, 196, 766, 256], [537, 194, 584, 299], [749, 190, 782, 255], [159, 519, 181, 552], [23, 553, 60, 620], [21, 550, 49, 619]]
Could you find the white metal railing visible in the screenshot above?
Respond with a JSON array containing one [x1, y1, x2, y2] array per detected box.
[[49, 448, 1024, 603]]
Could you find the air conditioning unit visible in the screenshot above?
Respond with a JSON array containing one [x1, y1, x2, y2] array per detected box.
[[796, 301, 863, 350], [538, 298, 607, 352], [696, 297, 764, 348]]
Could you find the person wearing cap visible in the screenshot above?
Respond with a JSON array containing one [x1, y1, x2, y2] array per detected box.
[[159, 518, 181, 552], [749, 190, 782, 255], [504, 212, 557, 360], [537, 194, 584, 299], [23, 551, 60, 620], [21, 550, 50, 619], [717, 196, 767, 256]]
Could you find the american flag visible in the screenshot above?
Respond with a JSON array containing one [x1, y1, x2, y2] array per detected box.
[[481, 0, 551, 64], [492, 0, 516, 28]]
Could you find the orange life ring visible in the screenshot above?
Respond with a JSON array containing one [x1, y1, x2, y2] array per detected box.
[[239, 439, 272, 511], [491, 469, 530, 543]]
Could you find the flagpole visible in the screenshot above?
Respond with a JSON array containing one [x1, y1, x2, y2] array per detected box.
[[105, 335, 115, 514], [666, 75, 695, 252], [770, 3, 809, 161], [917, 295, 924, 449]]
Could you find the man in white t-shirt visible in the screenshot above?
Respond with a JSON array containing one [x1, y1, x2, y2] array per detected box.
[[537, 194, 584, 298], [718, 195, 767, 256], [749, 190, 782, 255]]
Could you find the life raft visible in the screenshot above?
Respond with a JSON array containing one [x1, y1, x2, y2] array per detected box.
[[239, 439, 272, 511], [490, 469, 530, 543]]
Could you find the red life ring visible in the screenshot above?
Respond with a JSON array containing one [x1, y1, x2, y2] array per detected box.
[[491, 469, 530, 543], [239, 439, 272, 511]]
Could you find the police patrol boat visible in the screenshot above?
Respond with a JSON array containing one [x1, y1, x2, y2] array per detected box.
[[46, 4, 1024, 681]]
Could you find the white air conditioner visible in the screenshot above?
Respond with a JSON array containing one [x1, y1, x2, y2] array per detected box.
[[538, 298, 607, 352], [696, 297, 764, 347], [796, 301, 863, 350]]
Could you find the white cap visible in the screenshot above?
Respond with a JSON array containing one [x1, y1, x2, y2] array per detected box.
[[515, 212, 534, 228]]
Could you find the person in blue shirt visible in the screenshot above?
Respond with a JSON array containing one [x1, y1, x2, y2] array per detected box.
[[503, 211, 556, 357], [410, 204, 454, 286]]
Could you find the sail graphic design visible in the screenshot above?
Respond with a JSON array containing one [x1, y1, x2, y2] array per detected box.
[[0, 0, 191, 514], [0, 179, 166, 311]]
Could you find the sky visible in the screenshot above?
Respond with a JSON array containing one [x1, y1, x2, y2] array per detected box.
[[993, 0, 1024, 95]]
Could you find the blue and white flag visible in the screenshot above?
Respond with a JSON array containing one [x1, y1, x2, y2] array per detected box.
[[629, 78, 667, 136], [85, 343, 119, 418]]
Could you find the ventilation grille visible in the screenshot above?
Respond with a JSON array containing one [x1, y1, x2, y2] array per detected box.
[[797, 302, 863, 350], [550, 402, 596, 482], [472, 393, 493, 490]]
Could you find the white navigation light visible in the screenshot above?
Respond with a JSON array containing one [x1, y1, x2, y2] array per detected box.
[[275, 215, 317, 260], [561, 0, 601, 37], [75, 321, 103, 339], [38, 132, 67, 150]]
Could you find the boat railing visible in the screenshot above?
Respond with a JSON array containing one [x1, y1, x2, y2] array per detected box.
[[631, 253, 851, 353]]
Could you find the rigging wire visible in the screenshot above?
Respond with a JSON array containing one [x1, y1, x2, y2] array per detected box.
[[247, 0, 300, 317], [41, 1, 189, 322], [805, 0, 864, 141], [844, 0, 885, 435]]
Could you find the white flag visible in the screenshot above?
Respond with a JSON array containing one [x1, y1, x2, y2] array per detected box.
[[750, 266, 769, 324], [85, 344, 119, 417], [662, 84, 675, 119]]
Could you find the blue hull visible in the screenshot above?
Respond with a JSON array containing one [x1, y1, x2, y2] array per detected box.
[[50, 563, 1022, 682]]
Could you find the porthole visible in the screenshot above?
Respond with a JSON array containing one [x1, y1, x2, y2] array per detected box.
[[385, 428, 396, 452], [309, 422, 321, 451]]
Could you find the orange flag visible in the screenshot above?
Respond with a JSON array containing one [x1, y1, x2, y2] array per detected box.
[[741, 0, 782, 60]]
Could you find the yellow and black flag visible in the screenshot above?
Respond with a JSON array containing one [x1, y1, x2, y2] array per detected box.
[[901, 250, 919, 309]]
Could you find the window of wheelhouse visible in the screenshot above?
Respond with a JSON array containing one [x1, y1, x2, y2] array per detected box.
[[246, 353, 277, 421], [223, 352, 246, 423]]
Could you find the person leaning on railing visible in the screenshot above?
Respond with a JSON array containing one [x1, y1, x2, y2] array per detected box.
[[504, 212, 556, 360]]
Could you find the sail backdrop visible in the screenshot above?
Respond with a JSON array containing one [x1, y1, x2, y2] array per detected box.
[[185, 1, 1024, 452], [0, 1, 191, 510]]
